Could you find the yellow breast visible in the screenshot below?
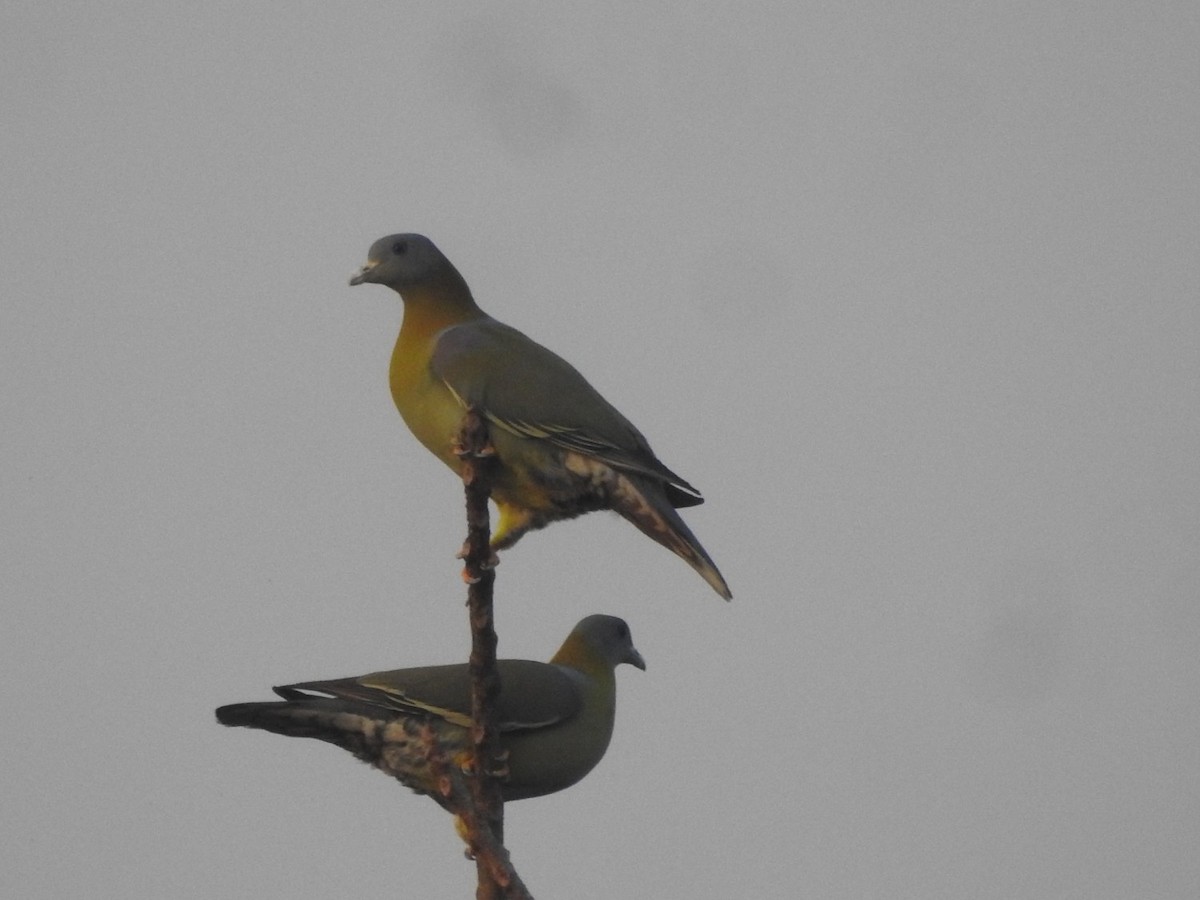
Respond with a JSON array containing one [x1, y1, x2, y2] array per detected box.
[[389, 325, 467, 472]]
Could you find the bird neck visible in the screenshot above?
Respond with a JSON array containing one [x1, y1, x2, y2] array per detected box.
[[549, 638, 616, 690], [389, 272, 487, 443], [398, 264, 482, 324], [397, 269, 485, 335]]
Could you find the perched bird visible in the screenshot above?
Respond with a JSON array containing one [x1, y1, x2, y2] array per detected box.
[[350, 233, 731, 599], [216, 615, 645, 804]]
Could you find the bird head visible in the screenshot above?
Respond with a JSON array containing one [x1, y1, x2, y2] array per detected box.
[[349, 233, 455, 289], [558, 614, 647, 673]]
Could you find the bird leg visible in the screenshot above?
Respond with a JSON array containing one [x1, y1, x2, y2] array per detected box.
[[452, 416, 496, 460], [487, 748, 511, 781], [452, 440, 496, 459]]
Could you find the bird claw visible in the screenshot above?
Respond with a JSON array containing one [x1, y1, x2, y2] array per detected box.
[[452, 438, 497, 460], [459, 748, 509, 781], [452, 816, 476, 858]]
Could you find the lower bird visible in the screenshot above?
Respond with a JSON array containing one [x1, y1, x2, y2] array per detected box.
[[216, 615, 644, 805], [349, 233, 731, 599]]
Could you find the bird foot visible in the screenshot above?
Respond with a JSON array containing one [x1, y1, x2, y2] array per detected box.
[[458, 749, 509, 781], [487, 751, 511, 781], [452, 437, 497, 459], [452, 816, 476, 858]]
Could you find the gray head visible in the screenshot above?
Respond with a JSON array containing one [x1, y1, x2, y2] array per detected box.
[[565, 614, 647, 672], [348, 233, 457, 289]]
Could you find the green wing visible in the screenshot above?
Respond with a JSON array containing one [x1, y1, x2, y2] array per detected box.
[[431, 318, 703, 507], [278, 659, 583, 732]]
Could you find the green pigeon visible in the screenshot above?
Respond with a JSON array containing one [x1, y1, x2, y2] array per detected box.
[[350, 233, 731, 599], [216, 615, 645, 804]]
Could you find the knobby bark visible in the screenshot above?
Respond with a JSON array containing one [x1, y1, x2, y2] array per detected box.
[[450, 409, 532, 900]]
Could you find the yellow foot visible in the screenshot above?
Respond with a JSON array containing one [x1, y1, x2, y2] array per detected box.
[[452, 815, 475, 857]]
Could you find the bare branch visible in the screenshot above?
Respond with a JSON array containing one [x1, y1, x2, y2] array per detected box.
[[421, 723, 530, 898], [452, 408, 532, 900]]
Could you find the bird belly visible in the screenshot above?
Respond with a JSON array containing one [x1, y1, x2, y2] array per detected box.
[[499, 701, 616, 801], [389, 329, 618, 544]]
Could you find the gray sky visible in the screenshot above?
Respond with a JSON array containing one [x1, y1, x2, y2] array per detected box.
[[4, 3, 1198, 898]]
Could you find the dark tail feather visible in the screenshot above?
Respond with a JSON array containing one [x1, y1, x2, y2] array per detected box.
[[215, 699, 384, 758], [615, 474, 732, 600]]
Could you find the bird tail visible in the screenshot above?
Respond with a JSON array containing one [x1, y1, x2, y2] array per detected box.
[[615, 473, 732, 600], [215, 698, 388, 759]]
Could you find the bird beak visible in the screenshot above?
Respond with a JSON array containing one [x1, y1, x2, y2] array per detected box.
[[626, 646, 647, 671], [348, 263, 375, 286]]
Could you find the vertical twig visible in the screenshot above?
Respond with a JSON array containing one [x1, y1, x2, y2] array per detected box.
[[421, 723, 530, 898], [455, 409, 532, 900]]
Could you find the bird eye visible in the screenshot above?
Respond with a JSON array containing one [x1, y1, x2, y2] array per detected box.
[[617, 622, 628, 639], [392, 241, 408, 255]]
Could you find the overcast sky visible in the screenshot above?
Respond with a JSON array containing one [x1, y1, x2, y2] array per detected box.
[[4, 3, 1198, 898]]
